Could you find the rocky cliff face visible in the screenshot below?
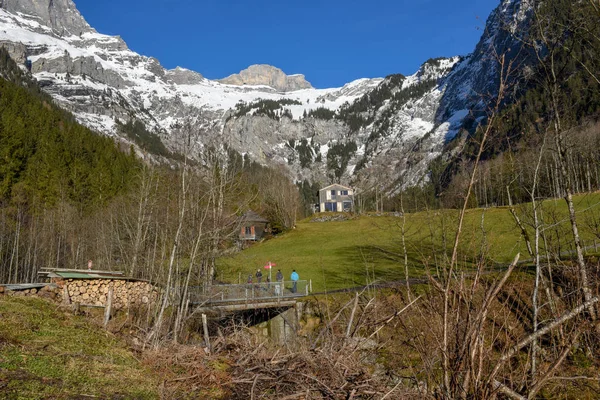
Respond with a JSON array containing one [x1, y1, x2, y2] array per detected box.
[[0, 0, 91, 35], [221, 57, 460, 189], [0, 0, 533, 192], [436, 0, 534, 140], [165, 67, 205, 85], [220, 64, 313, 92]]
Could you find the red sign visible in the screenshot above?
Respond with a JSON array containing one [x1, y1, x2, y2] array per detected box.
[[264, 261, 276, 269]]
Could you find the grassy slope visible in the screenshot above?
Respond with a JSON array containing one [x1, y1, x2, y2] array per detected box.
[[0, 296, 159, 399], [219, 193, 600, 292]]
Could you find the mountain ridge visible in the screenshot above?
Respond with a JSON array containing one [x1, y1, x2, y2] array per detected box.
[[0, 0, 532, 192]]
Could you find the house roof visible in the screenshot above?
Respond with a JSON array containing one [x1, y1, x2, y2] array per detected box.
[[320, 184, 353, 192], [241, 210, 269, 223]]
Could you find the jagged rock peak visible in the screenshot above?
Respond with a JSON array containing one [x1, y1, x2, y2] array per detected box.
[[0, 0, 92, 36], [219, 64, 313, 92], [165, 67, 204, 85]]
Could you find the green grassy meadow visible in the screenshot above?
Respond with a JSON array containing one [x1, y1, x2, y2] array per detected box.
[[0, 297, 159, 399], [218, 193, 600, 292]]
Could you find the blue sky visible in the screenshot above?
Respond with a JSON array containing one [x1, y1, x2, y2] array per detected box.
[[75, 0, 500, 88]]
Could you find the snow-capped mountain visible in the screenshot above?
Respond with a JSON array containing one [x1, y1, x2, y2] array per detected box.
[[0, 0, 533, 191], [437, 0, 533, 131], [0, 1, 377, 132]]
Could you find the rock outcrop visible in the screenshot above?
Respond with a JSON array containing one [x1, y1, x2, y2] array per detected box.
[[0, 0, 92, 35], [166, 67, 205, 85], [220, 64, 313, 92], [0, 40, 27, 64]]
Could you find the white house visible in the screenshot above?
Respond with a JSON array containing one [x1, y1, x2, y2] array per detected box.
[[319, 184, 354, 212]]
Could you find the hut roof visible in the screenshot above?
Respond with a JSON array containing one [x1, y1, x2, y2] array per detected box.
[[38, 268, 147, 282], [0, 283, 53, 291], [241, 210, 269, 224]]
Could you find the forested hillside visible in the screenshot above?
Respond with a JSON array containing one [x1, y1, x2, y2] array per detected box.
[[0, 48, 142, 283], [0, 49, 303, 286], [0, 48, 137, 207]]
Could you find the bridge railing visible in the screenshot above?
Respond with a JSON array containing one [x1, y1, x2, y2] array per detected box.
[[189, 280, 309, 305]]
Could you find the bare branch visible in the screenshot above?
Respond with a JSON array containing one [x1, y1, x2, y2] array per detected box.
[[490, 297, 599, 381]]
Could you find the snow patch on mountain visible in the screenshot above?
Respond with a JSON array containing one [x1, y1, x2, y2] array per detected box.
[[0, 5, 380, 136]]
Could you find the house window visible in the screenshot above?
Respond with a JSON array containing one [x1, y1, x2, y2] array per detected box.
[[341, 190, 348, 196], [245, 226, 252, 235], [343, 201, 352, 211], [325, 202, 336, 212], [331, 190, 336, 198]]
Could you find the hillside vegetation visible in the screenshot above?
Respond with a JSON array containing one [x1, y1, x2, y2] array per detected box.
[[0, 48, 301, 286], [0, 296, 159, 398], [0, 48, 137, 207], [218, 193, 600, 292]]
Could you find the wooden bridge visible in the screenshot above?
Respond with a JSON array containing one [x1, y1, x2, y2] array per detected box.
[[185, 281, 311, 345], [188, 280, 311, 313]]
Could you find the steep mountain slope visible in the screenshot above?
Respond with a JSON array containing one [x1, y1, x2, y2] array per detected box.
[[437, 0, 533, 133], [0, 0, 377, 138], [0, 0, 533, 191], [0, 47, 137, 206]]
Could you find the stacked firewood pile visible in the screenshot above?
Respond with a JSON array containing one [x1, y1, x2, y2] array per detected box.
[[1, 285, 59, 300], [0, 279, 159, 310], [63, 279, 159, 309]]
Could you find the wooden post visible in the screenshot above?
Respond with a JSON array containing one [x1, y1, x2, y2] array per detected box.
[[305, 282, 309, 296], [62, 285, 71, 305], [238, 272, 241, 285], [309, 279, 312, 293], [103, 286, 113, 328], [202, 313, 211, 354]]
